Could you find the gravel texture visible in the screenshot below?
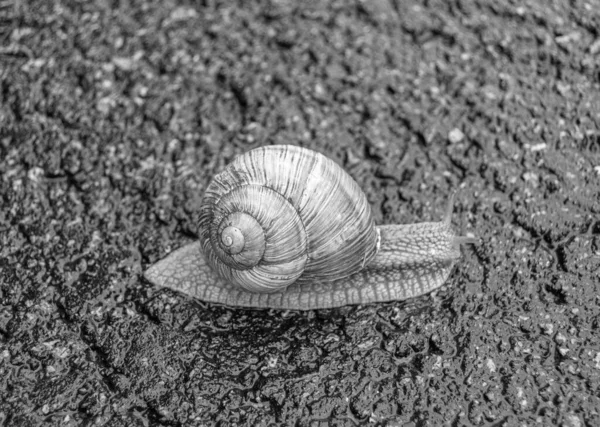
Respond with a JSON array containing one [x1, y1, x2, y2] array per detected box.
[[1, 0, 599, 425]]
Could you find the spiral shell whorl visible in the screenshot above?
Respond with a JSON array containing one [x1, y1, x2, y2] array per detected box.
[[216, 212, 265, 267], [200, 184, 308, 292]]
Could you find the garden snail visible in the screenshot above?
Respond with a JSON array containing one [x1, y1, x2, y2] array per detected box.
[[144, 145, 475, 310]]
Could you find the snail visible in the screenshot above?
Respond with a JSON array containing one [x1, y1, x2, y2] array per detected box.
[[144, 145, 475, 310]]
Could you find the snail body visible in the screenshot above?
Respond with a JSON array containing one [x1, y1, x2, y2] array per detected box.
[[144, 145, 475, 310]]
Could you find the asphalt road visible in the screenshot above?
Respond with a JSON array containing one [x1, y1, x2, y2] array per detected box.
[[1, 0, 599, 425]]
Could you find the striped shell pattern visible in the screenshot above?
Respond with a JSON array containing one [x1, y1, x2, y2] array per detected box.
[[198, 145, 380, 293]]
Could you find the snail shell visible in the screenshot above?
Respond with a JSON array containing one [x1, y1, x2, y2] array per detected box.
[[144, 145, 475, 310], [198, 145, 379, 293]]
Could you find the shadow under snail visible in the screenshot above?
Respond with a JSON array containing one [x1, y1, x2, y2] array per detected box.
[[144, 145, 476, 310]]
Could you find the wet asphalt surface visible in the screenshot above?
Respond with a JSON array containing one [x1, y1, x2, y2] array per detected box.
[[1, 0, 599, 425]]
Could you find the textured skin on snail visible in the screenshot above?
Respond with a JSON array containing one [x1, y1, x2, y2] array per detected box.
[[144, 145, 475, 310]]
